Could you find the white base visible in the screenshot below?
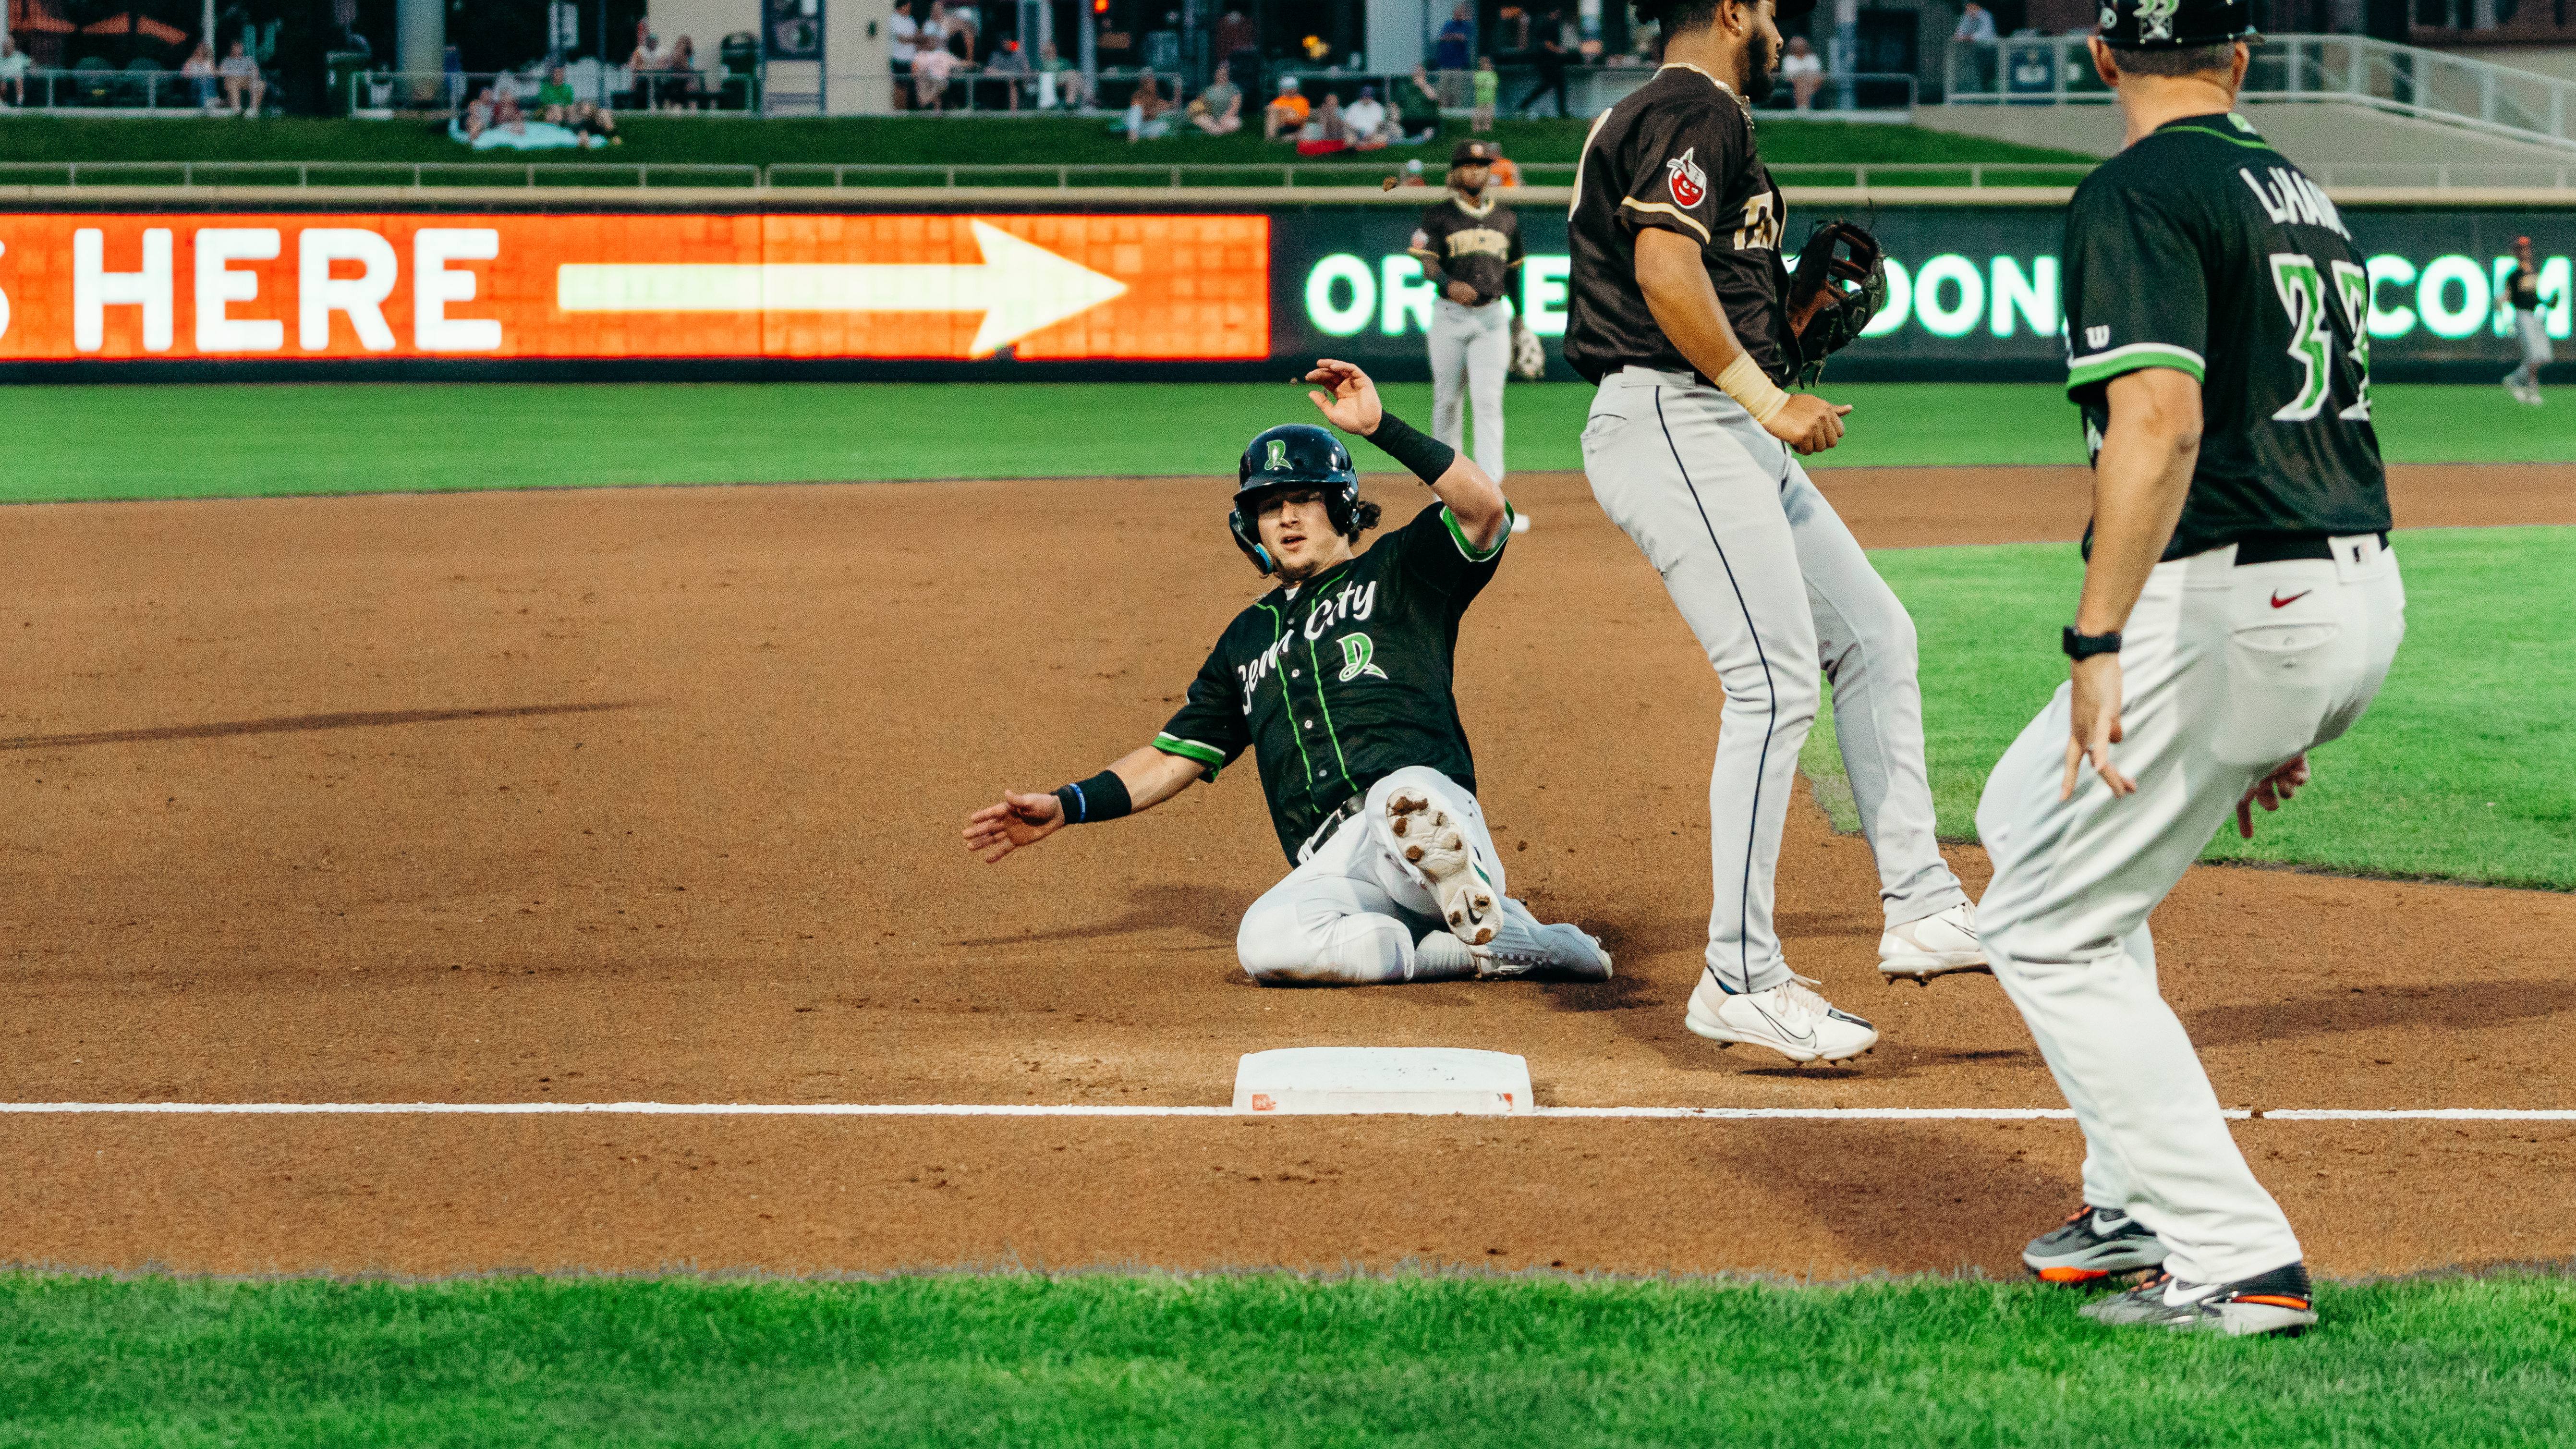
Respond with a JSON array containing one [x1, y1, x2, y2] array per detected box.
[[1232, 1047, 1534, 1116]]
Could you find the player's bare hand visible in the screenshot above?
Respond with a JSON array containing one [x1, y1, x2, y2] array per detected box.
[[1763, 394, 1852, 455], [962, 790, 1064, 863], [1304, 358, 1384, 436], [2061, 654, 2134, 800], [2234, 754, 2310, 839], [1443, 280, 1481, 305]]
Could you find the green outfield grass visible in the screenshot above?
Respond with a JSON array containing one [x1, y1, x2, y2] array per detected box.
[[0, 114, 2095, 173], [1801, 525, 2576, 889], [0, 382, 2565, 504], [6, 1269, 2574, 1446]]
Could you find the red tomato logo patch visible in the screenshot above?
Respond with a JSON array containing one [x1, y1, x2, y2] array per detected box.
[[1665, 147, 1708, 208]]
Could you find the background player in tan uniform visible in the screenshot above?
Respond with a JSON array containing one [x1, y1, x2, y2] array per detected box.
[[1561, 0, 1985, 1067], [1980, 0, 2402, 1338], [1410, 141, 1525, 481]]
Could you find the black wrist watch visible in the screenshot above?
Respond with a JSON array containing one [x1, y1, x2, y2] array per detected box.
[[2062, 627, 2123, 661]]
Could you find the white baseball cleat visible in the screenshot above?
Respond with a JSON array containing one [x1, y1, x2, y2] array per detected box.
[[1685, 972, 1878, 1064], [1877, 900, 1990, 983], [1472, 901, 1614, 982], [1385, 789, 1500, 946]]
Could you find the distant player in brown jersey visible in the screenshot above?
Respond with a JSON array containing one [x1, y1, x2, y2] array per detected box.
[[1982, 0, 2401, 1338], [1409, 139, 1526, 480]]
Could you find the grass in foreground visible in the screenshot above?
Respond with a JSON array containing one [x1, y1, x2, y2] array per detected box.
[[0, 381, 2563, 504], [5, 1270, 2574, 1446], [0, 114, 2098, 172], [1801, 525, 2576, 889]]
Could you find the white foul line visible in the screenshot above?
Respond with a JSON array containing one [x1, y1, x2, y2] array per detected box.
[[0, 1103, 2567, 1121]]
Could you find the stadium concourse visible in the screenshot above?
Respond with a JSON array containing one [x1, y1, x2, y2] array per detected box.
[[2, 461, 2571, 1280]]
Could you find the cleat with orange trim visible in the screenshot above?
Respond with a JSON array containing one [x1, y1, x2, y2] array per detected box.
[[2079, 1262, 2319, 1337], [2022, 1202, 2169, 1283]]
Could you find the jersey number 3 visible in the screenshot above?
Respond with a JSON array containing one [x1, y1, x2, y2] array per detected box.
[[2268, 252, 2372, 424]]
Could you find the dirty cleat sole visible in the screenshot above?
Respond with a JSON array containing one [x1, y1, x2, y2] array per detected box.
[[1387, 790, 1499, 946]]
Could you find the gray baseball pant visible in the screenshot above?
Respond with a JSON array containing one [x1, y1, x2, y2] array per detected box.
[[2508, 308, 2552, 392], [1429, 295, 1509, 481], [1976, 534, 2405, 1285], [1580, 366, 1966, 994]]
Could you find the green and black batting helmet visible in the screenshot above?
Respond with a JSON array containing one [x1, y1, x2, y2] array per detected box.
[[1230, 424, 1359, 573], [2097, 0, 2257, 48]]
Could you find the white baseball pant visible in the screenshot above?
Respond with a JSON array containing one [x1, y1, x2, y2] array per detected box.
[[1235, 766, 1506, 985], [1580, 367, 1968, 995], [1976, 534, 2406, 1286], [1429, 295, 1509, 482], [2508, 309, 2552, 392]]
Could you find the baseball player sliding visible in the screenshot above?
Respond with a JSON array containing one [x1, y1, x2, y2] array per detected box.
[[1982, 0, 2400, 1337], [1562, 0, 1982, 1066], [1408, 140, 1525, 480], [963, 360, 1612, 987]]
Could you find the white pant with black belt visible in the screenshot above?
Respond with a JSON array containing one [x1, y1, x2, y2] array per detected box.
[[1976, 535, 2406, 1285], [1579, 366, 1967, 995], [1234, 766, 1507, 985], [2508, 308, 2553, 390], [1429, 295, 1509, 482]]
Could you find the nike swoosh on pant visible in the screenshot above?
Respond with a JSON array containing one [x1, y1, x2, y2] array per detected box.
[[2270, 590, 2312, 609]]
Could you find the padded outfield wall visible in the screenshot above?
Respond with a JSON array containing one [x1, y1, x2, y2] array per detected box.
[[0, 189, 2565, 383]]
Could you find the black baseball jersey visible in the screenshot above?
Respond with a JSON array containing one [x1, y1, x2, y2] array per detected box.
[[1154, 499, 1513, 864], [2062, 112, 2390, 561], [1564, 62, 1792, 385], [1410, 195, 1526, 308], [2507, 266, 2542, 311]]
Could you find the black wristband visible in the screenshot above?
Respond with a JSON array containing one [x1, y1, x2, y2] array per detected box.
[[2062, 627, 2123, 661], [1053, 770, 1133, 825], [1364, 409, 1457, 487]]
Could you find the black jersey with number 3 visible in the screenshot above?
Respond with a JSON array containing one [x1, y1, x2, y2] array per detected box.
[[2062, 112, 2391, 560], [1152, 500, 1513, 864], [1563, 62, 1792, 385]]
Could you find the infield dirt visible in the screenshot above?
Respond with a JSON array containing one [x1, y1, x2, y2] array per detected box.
[[3, 463, 2570, 1279]]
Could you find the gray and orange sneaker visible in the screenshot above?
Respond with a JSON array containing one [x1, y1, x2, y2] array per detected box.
[[2078, 1262, 2319, 1338], [2022, 1203, 2169, 1284]]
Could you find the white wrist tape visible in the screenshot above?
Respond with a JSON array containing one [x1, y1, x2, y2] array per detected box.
[[1715, 353, 1791, 425]]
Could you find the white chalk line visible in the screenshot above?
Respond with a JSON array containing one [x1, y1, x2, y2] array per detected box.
[[0, 1103, 2568, 1121]]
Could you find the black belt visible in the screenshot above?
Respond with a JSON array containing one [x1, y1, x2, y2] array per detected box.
[[2231, 531, 2389, 565], [1296, 792, 1369, 864]]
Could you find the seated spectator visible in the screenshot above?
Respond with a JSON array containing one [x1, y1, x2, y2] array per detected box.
[[463, 85, 495, 138], [218, 39, 265, 116], [628, 24, 669, 108], [1295, 92, 1349, 155], [490, 80, 527, 134], [912, 39, 954, 110], [665, 37, 705, 109], [536, 63, 578, 121], [1782, 35, 1823, 109], [1191, 60, 1243, 134], [178, 40, 216, 109], [1344, 85, 1389, 148], [1485, 140, 1520, 187], [568, 99, 620, 144], [1036, 41, 1086, 108], [1263, 76, 1309, 140], [985, 38, 1031, 110], [1397, 63, 1441, 141], [1124, 71, 1171, 139]]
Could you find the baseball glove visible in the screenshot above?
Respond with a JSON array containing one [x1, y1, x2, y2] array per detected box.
[[1508, 317, 1546, 381], [1785, 219, 1887, 388]]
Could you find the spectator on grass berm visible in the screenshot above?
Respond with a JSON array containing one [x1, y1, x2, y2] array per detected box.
[[1781, 35, 1823, 109], [1470, 55, 1497, 132], [463, 84, 494, 138], [537, 63, 577, 121], [1344, 85, 1389, 147], [1515, 11, 1569, 117], [2503, 235, 2553, 407], [889, 0, 920, 109], [912, 38, 955, 110], [1191, 61, 1244, 134], [987, 39, 1032, 110], [570, 99, 620, 144], [1124, 72, 1172, 139], [219, 39, 265, 116], [1293, 91, 1350, 154], [1263, 76, 1310, 139], [1434, 2, 1476, 104], [2, 35, 37, 108], [1398, 63, 1443, 141]]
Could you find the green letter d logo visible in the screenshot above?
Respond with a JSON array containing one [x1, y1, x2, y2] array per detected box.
[[1266, 439, 1289, 472], [1337, 633, 1387, 682]]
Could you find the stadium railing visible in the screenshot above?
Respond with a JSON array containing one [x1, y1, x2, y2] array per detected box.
[[2, 67, 227, 113], [1944, 33, 2576, 151], [340, 69, 759, 118], [6, 158, 2566, 191]]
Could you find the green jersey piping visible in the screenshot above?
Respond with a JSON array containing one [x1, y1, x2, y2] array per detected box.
[[1150, 732, 1227, 780], [1441, 502, 1514, 563], [1254, 601, 1324, 789], [2068, 341, 2207, 391], [1303, 633, 1360, 796]]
